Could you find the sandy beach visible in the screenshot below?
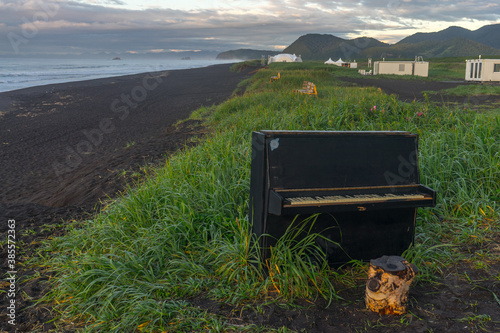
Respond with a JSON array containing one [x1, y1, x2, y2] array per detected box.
[[0, 63, 253, 331], [1, 63, 252, 208]]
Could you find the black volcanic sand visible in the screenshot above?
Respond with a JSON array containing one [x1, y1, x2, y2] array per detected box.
[[1, 63, 252, 209], [1, 68, 500, 332]]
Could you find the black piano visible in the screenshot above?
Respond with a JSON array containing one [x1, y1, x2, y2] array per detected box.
[[249, 130, 436, 265]]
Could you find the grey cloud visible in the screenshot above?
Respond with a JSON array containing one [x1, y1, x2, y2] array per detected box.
[[0, 0, 498, 56]]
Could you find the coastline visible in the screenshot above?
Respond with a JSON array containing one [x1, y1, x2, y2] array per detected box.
[[0, 58, 239, 94], [0, 63, 250, 207], [0, 62, 253, 332]]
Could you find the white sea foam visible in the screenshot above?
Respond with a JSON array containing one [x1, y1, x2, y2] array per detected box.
[[0, 58, 235, 93]]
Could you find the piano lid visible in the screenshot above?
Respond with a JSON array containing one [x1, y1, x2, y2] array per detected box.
[[257, 130, 420, 190], [259, 130, 414, 136]]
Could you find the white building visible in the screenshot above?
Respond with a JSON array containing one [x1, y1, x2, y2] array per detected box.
[[465, 58, 500, 82], [268, 54, 302, 64], [324, 58, 357, 68], [373, 57, 428, 77]]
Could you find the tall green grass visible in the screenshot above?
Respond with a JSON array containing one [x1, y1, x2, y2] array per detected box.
[[426, 84, 500, 96], [44, 62, 500, 332], [427, 60, 466, 80]]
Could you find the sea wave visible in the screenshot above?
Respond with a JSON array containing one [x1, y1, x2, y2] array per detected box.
[[0, 58, 233, 93]]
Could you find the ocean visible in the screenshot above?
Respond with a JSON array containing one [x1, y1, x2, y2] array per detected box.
[[0, 58, 236, 93]]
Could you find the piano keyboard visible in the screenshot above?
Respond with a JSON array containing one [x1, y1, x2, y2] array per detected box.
[[286, 193, 426, 205]]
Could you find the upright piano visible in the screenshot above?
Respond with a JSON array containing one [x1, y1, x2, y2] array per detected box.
[[249, 130, 436, 265]]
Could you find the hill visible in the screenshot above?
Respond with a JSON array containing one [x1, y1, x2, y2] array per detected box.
[[216, 49, 280, 60], [361, 38, 500, 59], [217, 23, 500, 61], [282, 34, 388, 61], [397, 26, 473, 45], [398, 23, 500, 49], [275, 27, 500, 61]]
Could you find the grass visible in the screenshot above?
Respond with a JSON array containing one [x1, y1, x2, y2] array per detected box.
[[425, 83, 500, 97], [41, 60, 500, 332], [325, 57, 468, 81], [427, 59, 467, 80]]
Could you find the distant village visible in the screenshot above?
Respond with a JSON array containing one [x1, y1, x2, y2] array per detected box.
[[267, 53, 500, 82]]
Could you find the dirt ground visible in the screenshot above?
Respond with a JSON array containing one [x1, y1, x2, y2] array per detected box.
[[1, 70, 499, 332], [339, 76, 500, 111]]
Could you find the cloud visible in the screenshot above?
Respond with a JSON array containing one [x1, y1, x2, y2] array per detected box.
[[0, 0, 498, 56], [169, 49, 201, 52]]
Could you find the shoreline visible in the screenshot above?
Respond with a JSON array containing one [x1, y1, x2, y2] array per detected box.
[[0, 62, 250, 208], [0, 61, 238, 98], [0, 59, 240, 94]]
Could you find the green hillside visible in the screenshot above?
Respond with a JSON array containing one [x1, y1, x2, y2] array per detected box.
[[399, 23, 500, 49], [217, 24, 500, 61], [362, 38, 500, 59], [282, 34, 388, 60]]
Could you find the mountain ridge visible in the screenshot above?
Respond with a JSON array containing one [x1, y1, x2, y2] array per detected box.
[[282, 34, 387, 60], [217, 23, 500, 60], [398, 24, 500, 49]]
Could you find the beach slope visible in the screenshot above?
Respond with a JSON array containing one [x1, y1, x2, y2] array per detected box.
[[0, 62, 252, 332], [1, 63, 251, 209]]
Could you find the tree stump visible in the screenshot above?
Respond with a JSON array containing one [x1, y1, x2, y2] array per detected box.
[[365, 255, 418, 315]]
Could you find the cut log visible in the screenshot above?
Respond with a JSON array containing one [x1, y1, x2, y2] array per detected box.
[[365, 255, 418, 315]]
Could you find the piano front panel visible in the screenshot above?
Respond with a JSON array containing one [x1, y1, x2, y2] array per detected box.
[[264, 208, 417, 266]]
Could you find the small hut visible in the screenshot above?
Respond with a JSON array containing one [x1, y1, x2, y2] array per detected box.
[[373, 56, 428, 77], [465, 57, 500, 82]]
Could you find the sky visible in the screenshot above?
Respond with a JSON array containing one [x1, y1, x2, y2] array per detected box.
[[0, 0, 499, 57]]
